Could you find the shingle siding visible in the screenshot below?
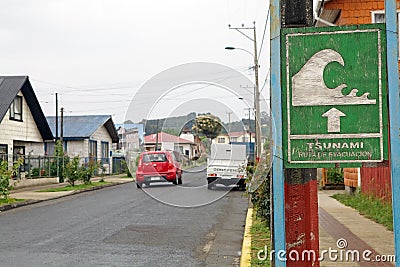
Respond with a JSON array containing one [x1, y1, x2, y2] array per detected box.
[[323, 0, 398, 25]]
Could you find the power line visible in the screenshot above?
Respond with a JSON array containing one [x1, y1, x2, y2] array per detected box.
[[258, 7, 270, 60], [30, 65, 251, 94], [260, 68, 270, 93]]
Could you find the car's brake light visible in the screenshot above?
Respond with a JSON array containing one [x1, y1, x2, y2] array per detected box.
[[208, 173, 217, 177], [237, 174, 245, 178], [168, 162, 174, 170]]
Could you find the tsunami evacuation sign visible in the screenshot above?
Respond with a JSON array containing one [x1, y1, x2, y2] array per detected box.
[[281, 24, 388, 168]]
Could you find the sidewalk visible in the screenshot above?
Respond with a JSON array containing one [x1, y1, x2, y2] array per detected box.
[[240, 190, 395, 267], [1, 175, 133, 211], [318, 190, 395, 266]]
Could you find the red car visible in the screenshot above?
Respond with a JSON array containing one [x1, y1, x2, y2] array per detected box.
[[135, 151, 183, 188]]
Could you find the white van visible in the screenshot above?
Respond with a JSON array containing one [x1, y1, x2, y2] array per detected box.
[[206, 143, 247, 190]]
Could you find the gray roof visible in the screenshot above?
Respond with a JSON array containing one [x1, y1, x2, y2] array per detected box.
[[0, 76, 53, 140], [47, 115, 119, 143]]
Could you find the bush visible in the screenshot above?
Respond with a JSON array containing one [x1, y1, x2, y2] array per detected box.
[[65, 156, 81, 186], [81, 157, 98, 185], [121, 160, 132, 177], [327, 168, 344, 184], [0, 158, 22, 199], [65, 156, 98, 186], [31, 168, 40, 177], [250, 170, 271, 226], [248, 142, 272, 226]]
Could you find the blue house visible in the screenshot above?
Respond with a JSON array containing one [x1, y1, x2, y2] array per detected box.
[[46, 115, 119, 173]]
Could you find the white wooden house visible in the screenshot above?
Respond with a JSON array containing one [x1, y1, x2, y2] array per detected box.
[[0, 76, 53, 162]]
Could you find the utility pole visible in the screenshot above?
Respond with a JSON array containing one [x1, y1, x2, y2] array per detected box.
[[240, 84, 257, 141], [60, 107, 64, 145], [253, 23, 261, 161], [59, 107, 64, 183], [155, 119, 159, 151], [226, 111, 233, 138], [55, 93, 58, 141], [244, 108, 252, 143], [228, 22, 262, 160]]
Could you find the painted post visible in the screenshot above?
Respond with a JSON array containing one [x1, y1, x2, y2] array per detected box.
[[270, 0, 286, 266], [386, 0, 400, 265], [281, 1, 320, 266]]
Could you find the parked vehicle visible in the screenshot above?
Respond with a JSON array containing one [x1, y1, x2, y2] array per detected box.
[[207, 143, 247, 190], [230, 141, 255, 165], [135, 151, 182, 188]]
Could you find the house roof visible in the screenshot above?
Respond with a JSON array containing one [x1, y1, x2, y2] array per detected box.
[[315, 0, 340, 26], [144, 132, 194, 144], [46, 115, 119, 143], [0, 76, 53, 141], [219, 132, 255, 138]]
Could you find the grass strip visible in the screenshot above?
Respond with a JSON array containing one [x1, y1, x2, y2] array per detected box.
[[250, 212, 271, 266], [38, 181, 111, 192], [0, 198, 25, 205], [332, 193, 393, 231]]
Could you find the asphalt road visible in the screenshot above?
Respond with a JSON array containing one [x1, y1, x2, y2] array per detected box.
[[0, 166, 249, 267]]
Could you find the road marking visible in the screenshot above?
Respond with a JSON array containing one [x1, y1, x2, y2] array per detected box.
[[240, 208, 253, 267]]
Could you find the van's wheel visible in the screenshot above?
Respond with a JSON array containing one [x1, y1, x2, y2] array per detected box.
[[207, 181, 213, 190]]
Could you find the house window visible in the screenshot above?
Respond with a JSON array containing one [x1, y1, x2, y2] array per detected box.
[[230, 137, 238, 142], [217, 137, 226, 143], [89, 140, 97, 159], [9, 95, 22, 121], [0, 144, 7, 162], [101, 141, 109, 163], [372, 10, 400, 57]]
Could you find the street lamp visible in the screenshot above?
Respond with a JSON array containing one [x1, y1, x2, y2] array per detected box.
[[226, 42, 262, 160], [225, 47, 254, 58]]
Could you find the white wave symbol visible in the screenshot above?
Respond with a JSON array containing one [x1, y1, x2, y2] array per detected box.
[[291, 49, 376, 106]]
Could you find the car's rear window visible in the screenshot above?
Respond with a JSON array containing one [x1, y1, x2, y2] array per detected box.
[[143, 153, 167, 162]]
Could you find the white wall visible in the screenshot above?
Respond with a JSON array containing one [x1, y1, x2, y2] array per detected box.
[[92, 125, 113, 173], [0, 91, 44, 155], [65, 140, 87, 158]]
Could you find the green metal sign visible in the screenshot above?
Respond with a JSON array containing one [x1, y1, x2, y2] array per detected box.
[[281, 24, 388, 168]]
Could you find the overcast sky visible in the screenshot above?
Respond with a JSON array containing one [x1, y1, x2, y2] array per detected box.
[[0, 0, 273, 123]]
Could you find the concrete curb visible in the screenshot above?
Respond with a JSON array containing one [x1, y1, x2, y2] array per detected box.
[[240, 208, 253, 267], [0, 180, 133, 212]]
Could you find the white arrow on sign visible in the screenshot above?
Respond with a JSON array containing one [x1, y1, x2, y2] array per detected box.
[[322, 108, 346, 133]]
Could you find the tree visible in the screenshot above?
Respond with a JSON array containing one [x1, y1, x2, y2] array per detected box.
[[53, 140, 67, 182], [192, 114, 222, 140]]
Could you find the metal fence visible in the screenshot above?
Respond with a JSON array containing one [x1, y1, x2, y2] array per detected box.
[[0, 154, 116, 179]]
